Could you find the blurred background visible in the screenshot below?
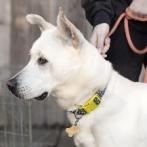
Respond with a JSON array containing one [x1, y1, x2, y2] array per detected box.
[[0, 0, 92, 147]]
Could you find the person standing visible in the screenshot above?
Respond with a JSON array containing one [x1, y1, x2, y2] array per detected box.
[[81, 0, 147, 82]]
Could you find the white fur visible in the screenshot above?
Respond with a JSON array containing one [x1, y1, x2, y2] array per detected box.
[[10, 10, 147, 147]]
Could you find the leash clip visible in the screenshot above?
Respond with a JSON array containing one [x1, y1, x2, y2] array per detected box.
[[68, 108, 86, 126]]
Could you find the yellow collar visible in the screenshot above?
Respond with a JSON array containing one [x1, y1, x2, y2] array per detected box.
[[70, 89, 105, 125]]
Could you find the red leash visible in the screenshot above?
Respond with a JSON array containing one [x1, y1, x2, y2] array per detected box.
[[108, 8, 147, 55]]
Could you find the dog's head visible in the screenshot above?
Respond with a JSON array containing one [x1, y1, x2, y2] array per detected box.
[[7, 8, 88, 100]]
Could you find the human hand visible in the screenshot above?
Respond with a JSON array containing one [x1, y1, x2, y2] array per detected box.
[[129, 0, 147, 15], [90, 23, 110, 58]]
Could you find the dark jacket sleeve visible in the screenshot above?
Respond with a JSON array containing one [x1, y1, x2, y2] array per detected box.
[[81, 0, 114, 26]]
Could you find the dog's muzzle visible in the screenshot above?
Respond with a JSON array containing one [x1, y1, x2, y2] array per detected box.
[[35, 92, 48, 100], [7, 78, 19, 98], [7, 78, 48, 100]]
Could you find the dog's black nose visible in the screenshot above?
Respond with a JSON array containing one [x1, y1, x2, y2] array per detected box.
[[7, 78, 18, 97]]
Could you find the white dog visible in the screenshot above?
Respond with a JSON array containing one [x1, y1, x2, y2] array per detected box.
[[7, 8, 147, 147]]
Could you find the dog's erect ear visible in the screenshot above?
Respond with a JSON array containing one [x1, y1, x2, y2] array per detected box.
[[26, 14, 55, 32], [57, 7, 82, 49]]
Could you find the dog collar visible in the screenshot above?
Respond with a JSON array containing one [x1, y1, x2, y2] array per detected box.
[[69, 89, 106, 126]]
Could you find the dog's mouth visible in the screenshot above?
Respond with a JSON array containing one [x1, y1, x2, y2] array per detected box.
[[35, 92, 48, 101]]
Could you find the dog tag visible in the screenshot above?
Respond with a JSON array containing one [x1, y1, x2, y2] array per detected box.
[[65, 125, 80, 137]]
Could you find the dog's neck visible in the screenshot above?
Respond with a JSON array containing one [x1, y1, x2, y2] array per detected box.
[[54, 41, 113, 110]]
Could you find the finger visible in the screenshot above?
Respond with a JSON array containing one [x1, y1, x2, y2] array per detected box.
[[144, 68, 147, 83], [102, 54, 107, 58], [97, 34, 105, 53], [102, 37, 111, 54], [90, 31, 98, 48]]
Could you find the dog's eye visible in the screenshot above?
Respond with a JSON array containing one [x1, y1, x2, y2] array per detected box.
[[38, 57, 48, 65]]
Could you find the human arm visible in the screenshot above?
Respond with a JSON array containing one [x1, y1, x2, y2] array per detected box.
[[81, 0, 114, 56]]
